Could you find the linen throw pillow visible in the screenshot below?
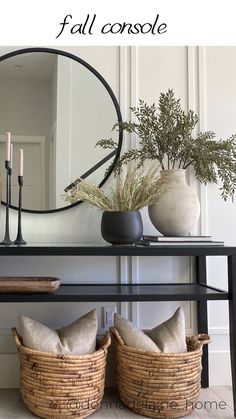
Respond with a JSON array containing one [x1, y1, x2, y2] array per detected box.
[[114, 313, 160, 352], [114, 306, 187, 353], [19, 309, 98, 355], [146, 307, 187, 353]]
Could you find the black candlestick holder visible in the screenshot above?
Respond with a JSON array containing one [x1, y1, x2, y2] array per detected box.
[[8, 167, 12, 206], [0, 161, 13, 246], [14, 176, 27, 246]]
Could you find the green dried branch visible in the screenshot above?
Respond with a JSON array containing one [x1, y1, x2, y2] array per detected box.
[[95, 138, 117, 150], [98, 89, 236, 200]]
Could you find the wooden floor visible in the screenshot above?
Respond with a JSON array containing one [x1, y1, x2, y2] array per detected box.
[[0, 387, 234, 418]]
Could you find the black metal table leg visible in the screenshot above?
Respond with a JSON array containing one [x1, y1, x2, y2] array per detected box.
[[228, 256, 236, 417], [196, 255, 209, 388]]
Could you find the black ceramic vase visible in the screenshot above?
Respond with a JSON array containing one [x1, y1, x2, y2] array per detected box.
[[101, 211, 143, 245]]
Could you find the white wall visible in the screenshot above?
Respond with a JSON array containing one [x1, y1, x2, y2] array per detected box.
[[0, 46, 234, 388]]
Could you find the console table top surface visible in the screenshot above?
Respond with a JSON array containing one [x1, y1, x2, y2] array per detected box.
[[0, 242, 235, 256]]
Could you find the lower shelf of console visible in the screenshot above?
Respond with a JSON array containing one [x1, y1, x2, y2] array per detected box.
[[0, 282, 228, 302]]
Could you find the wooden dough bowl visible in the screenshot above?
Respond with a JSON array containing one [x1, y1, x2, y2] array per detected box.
[[0, 277, 60, 293]]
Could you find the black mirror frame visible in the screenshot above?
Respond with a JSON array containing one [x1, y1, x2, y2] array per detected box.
[[0, 47, 123, 214]]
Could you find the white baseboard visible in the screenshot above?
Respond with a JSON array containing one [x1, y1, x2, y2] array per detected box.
[[208, 328, 231, 386], [209, 351, 231, 386]]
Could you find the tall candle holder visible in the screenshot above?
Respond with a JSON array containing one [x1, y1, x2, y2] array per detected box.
[[8, 167, 12, 206], [0, 161, 13, 245], [14, 176, 27, 246]]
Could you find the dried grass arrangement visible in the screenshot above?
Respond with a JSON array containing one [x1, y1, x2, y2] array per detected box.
[[64, 166, 167, 211]]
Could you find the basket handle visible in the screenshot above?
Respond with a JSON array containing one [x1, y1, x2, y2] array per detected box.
[[196, 333, 212, 346], [110, 327, 125, 345], [12, 327, 22, 350], [101, 331, 111, 351]]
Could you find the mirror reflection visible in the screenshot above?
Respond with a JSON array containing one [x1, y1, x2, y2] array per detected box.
[[0, 52, 120, 211]]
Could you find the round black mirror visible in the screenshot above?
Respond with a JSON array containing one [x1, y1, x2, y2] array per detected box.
[[0, 47, 123, 213]]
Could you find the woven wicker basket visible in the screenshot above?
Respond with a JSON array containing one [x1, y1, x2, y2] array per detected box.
[[111, 327, 211, 419], [13, 328, 111, 419]]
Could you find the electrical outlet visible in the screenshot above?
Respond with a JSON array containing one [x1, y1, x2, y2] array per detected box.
[[103, 306, 116, 329]]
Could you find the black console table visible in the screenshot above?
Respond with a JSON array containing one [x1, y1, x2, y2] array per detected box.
[[1, 243, 236, 416]]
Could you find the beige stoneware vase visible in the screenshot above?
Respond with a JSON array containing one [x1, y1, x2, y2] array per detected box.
[[148, 169, 200, 236]]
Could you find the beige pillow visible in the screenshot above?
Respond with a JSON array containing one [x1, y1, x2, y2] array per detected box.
[[114, 313, 160, 352], [19, 309, 98, 355], [146, 307, 187, 353], [114, 307, 187, 353]]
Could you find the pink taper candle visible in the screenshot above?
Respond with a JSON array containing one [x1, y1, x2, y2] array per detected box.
[[19, 149, 23, 176], [10, 144, 13, 169], [5, 132, 11, 161]]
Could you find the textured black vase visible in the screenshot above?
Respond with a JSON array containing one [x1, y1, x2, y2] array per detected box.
[[101, 211, 143, 245]]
